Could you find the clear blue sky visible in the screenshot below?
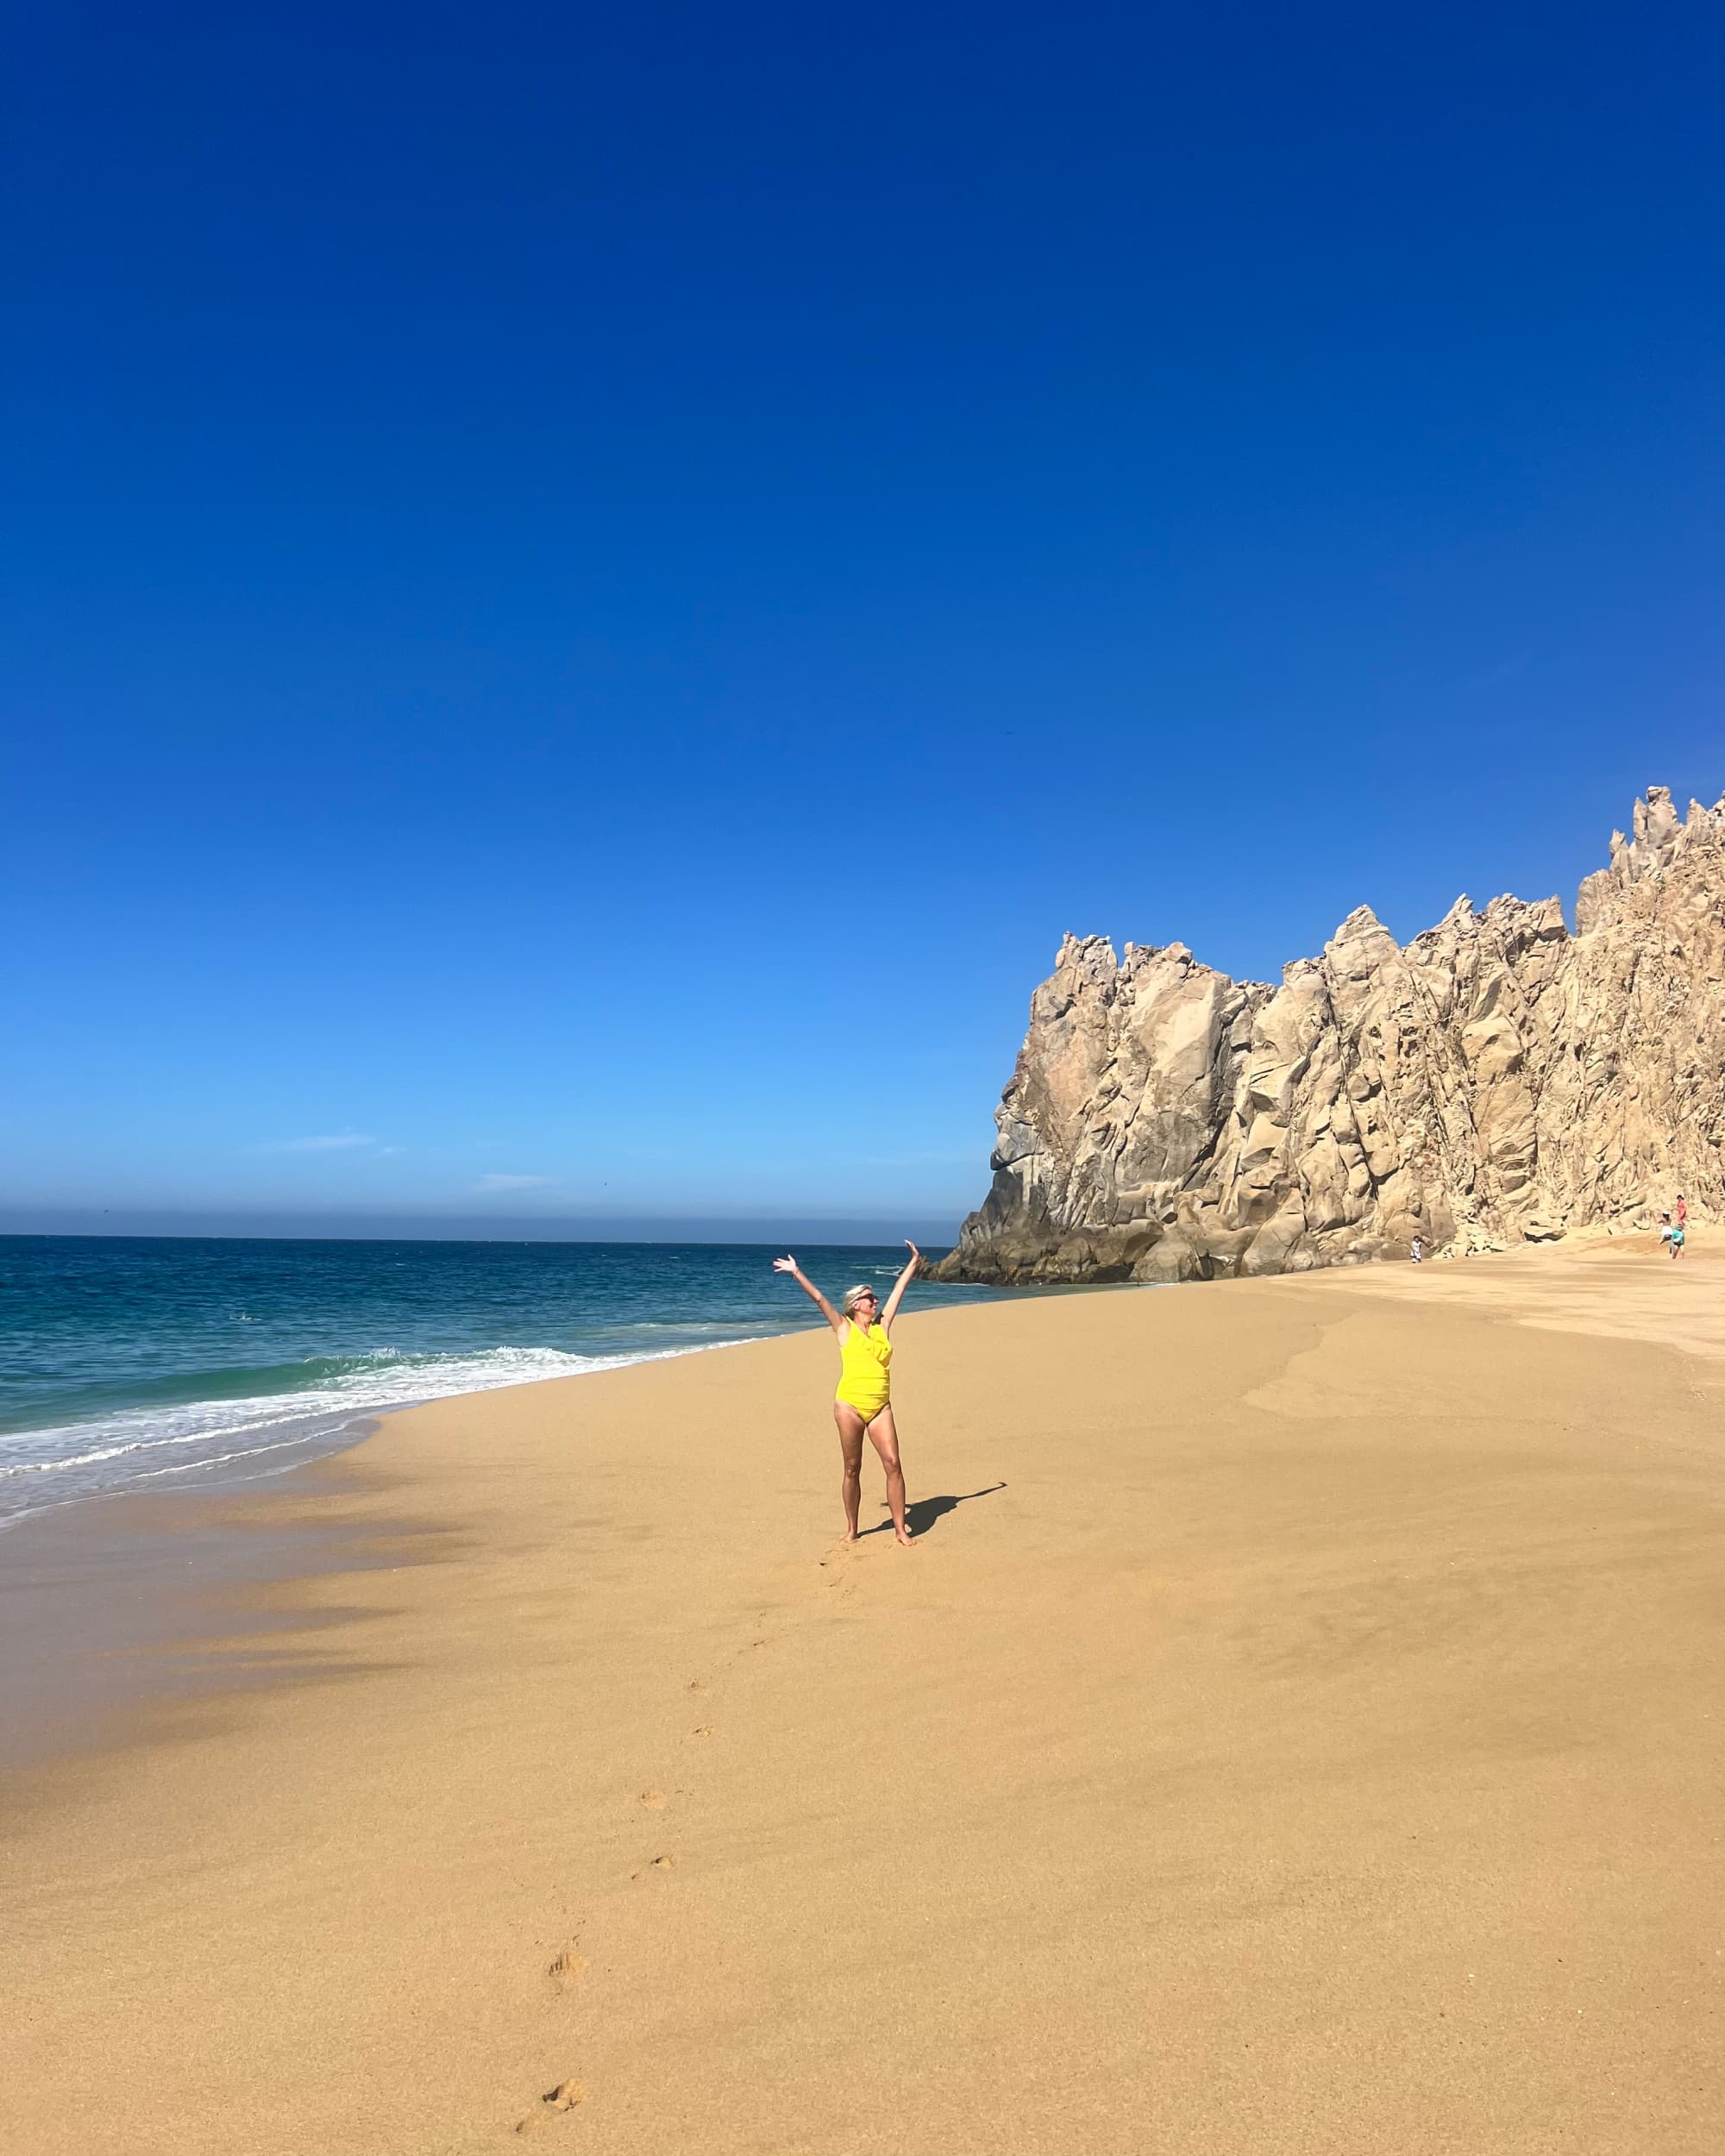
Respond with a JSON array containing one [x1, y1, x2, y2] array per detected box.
[[5, 1, 1722, 1233]]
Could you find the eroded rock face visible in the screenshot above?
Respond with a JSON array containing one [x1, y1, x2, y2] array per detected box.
[[937, 787, 1725, 1283]]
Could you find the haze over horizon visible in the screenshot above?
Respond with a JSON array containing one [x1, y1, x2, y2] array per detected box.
[[8, 3, 1722, 1225], [0, 1208, 969, 1244]]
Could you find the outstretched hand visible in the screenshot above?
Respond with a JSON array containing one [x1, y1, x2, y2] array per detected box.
[[904, 1240, 922, 1268], [771, 1255, 799, 1275]]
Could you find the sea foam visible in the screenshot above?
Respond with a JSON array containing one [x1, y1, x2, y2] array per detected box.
[[0, 1340, 728, 1524]]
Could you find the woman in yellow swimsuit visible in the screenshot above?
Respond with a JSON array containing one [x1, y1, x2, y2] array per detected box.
[[773, 1243, 921, 1547]]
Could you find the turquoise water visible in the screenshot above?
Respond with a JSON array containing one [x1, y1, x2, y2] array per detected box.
[[0, 1237, 1003, 1524]]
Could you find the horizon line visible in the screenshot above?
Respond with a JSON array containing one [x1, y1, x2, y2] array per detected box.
[[0, 1208, 964, 1247]]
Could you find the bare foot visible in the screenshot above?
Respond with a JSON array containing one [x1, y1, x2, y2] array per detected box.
[[895, 1527, 916, 1547]]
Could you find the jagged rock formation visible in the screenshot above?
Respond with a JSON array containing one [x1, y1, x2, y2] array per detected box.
[[937, 788, 1725, 1284]]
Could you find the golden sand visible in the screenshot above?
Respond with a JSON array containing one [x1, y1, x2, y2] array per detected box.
[[6, 1244, 1724, 2153]]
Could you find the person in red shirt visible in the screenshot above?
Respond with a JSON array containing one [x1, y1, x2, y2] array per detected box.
[[1676, 1194, 1688, 1230]]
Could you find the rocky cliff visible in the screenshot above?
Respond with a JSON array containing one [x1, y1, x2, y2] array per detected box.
[[937, 787, 1725, 1283]]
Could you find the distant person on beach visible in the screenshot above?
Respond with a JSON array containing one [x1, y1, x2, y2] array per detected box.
[[1410, 1236, 1423, 1263], [773, 1244, 922, 1547], [1659, 1212, 1674, 1251], [1677, 1194, 1688, 1230], [1671, 1222, 1686, 1260]]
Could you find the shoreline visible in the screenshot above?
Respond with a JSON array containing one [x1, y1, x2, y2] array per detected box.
[[1, 1236, 1021, 1531], [0, 1333, 789, 1533], [0, 1267, 1039, 1769], [8, 1245, 1725, 2153], [0, 1333, 779, 1777]]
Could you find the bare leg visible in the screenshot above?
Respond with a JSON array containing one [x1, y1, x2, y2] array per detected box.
[[832, 1404, 867, 1541], [866, 1406, 913, 1546]]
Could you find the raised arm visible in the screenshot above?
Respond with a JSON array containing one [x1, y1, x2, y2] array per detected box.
[[772, 1255, 844, 1334], [879, 1242, 922, 1333]]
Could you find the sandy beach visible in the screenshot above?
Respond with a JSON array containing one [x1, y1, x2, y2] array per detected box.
[[6, 1243, 1724, 2153]]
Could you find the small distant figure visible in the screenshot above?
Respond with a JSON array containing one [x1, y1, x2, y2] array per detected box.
[[1659, 1212, 1673, 1250], [1671, 1221, 1686, 1261], [1410, 1236, 1423, 1263], [1676, 1194, 1689, 1230]]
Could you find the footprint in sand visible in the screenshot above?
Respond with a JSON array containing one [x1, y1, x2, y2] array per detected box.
[[546, 1942, 586, 1989], [516, 2079, 586, 2133], [820, 1542, 862, 1589], [687, 1678, 709, 1695], [630, 1853, 676, 1879], [690, 1724, 713, 1739], [639, 1788, 666, 1809]]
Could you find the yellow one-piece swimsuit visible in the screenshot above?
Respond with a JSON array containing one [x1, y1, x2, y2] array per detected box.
[[834, 1320, 893, 1419]]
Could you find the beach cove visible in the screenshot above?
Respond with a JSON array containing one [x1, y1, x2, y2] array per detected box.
[[6, 1244, 1724, 2154]]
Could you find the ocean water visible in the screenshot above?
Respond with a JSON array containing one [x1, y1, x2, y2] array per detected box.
[[0, 1237, 1003, 1526]]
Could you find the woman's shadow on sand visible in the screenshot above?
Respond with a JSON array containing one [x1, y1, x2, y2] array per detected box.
[[860, 1483, 1007, 1541]]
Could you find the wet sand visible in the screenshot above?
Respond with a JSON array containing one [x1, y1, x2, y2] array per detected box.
[[0, 1468, 398, 1774], [5, 1242, 1724, 2153]]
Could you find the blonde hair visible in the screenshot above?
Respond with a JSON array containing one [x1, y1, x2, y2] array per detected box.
[[841, 1284, 877, 1318]]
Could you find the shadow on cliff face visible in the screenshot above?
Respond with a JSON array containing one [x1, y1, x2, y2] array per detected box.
[[861, 1484, 1007, 1540]]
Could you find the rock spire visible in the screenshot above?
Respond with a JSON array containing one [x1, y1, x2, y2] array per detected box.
[[935, 787, 1725, 1283]]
